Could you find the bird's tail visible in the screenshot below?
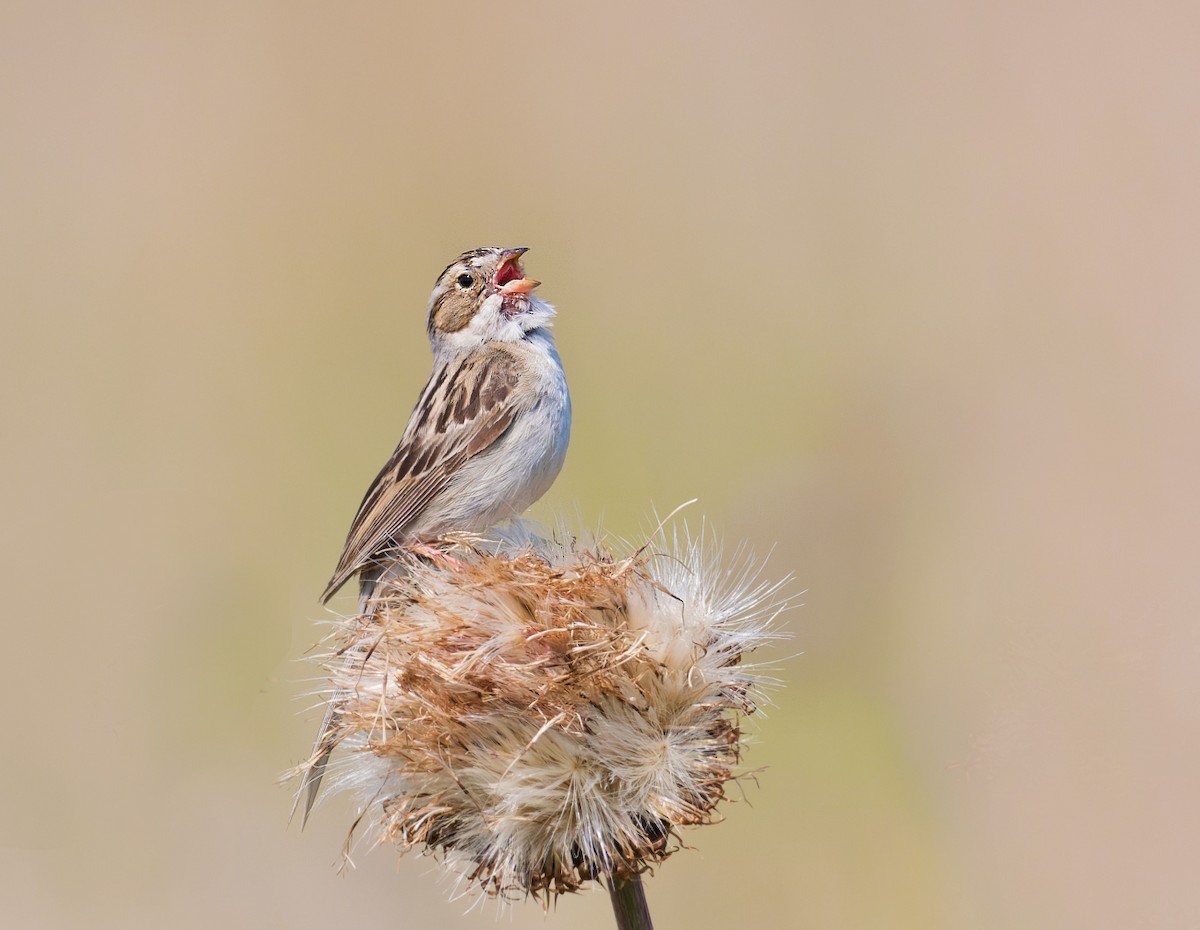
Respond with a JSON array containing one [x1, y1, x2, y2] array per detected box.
[[292, 568, 381, 827]]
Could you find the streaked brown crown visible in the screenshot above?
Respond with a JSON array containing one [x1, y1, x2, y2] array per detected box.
[[427, 247, 534, 336]]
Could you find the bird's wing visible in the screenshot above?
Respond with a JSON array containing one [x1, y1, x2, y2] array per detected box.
[[320, 349, 521, 602]]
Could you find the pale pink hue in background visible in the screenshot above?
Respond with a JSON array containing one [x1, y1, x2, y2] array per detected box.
[[2, 2, 1197, 928]]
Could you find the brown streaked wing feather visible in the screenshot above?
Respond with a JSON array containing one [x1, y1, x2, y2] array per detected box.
[[321, 351, 521, 602]]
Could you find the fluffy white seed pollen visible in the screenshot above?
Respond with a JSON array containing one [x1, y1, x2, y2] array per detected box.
[[303, 526, 787, 899]]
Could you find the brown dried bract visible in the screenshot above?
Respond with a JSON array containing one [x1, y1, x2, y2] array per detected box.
[[308, 529, 785, 899]]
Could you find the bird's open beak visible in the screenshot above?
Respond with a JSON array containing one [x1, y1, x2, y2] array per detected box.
[[500, 277, 540, 295], [496, 247, 540, 295]]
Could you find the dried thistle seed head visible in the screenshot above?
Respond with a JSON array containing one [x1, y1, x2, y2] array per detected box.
[[302, 526, 787, 900]]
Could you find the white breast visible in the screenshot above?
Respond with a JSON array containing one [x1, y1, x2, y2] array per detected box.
[[421, 331, 571, 536]]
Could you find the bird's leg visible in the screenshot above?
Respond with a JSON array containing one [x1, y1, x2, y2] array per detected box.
[[409, 540, 465, 571]]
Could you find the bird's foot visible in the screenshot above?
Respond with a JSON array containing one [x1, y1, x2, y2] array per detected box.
[[409, 541, 465, 571]]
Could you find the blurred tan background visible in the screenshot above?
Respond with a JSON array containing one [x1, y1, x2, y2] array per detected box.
[[3, 2, 1198, 927]]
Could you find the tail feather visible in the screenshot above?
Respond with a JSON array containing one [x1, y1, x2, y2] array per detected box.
[[293, 700, 341, 827], [293, 568, 381, 827]]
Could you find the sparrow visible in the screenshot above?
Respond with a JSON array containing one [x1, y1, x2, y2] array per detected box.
[[296, 246, 571, 823]]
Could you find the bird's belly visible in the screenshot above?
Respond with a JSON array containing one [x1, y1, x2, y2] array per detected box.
[[420, 383, 571, 537]]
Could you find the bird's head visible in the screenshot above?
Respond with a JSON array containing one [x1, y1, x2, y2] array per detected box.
[[427, 247, 555, 354]]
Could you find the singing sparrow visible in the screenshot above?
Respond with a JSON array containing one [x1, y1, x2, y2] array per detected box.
[[297, 246, 571, 821]]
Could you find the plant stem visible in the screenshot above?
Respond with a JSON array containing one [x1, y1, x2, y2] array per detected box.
[[608, 874, 654, 930]]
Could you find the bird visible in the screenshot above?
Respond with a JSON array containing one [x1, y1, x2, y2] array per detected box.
[[296, 246, 572, 824]]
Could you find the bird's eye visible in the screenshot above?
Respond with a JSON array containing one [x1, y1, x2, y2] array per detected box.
[[455, 273, 474, 289]]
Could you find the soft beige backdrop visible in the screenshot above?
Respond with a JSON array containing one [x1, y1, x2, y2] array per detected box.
[[3, 2, 1197, 928]]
